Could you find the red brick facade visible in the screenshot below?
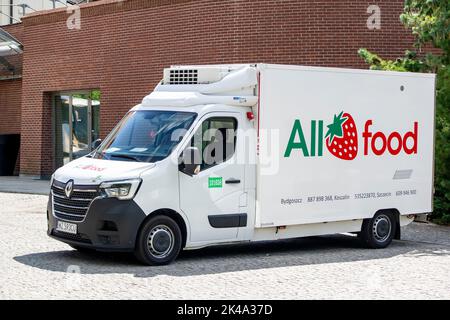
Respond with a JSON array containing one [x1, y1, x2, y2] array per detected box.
[[1, 0, 418, 176], [0, 79, 22, 135], [0, 23, 23, 136]]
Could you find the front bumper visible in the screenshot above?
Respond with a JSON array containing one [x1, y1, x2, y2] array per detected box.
[[47, 196, 146, 252]]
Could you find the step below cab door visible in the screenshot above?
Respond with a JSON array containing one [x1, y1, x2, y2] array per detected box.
[[179, 112, 245, 243]]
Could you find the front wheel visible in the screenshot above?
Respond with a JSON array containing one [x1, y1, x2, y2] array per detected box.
[[134, 215, 182, 266], [360, 211, 396, 249]]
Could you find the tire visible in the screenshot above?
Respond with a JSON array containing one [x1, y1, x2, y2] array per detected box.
[[360, 211, 396, 249], [134, 215, 182, 266]]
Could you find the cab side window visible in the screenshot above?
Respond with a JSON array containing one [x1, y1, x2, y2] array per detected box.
[[189, 117, 237, 171]]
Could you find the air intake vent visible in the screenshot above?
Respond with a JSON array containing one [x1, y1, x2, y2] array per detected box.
[[169, 69, 198, 85], [162, 65, 254, 86]]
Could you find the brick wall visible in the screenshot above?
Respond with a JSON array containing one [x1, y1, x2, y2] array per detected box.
[[18, 0, 417, 176], [0, 24, 23, 174], [0, 79, 22, 134], [1, 23, 23, 42], [0, 23, 23, 135]]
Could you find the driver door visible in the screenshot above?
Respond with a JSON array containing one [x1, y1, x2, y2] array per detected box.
[[179, 113, 245, 243]]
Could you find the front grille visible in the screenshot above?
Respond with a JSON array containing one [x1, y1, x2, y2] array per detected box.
[[52, 196, 91, 208], [52, 180, 100, 222], [53, 212, 84, 222], [52, 230, 92, 244], [52, 186, 98, 200]]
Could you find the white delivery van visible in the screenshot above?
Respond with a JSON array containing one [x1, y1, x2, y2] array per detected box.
[[47, 64, 436, 265]]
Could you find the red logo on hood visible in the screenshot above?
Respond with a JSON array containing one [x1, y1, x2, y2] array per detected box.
[[76, 164, 106, 172]]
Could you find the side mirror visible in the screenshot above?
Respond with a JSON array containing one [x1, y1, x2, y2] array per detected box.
[[93, 139, 102, 149], [181, 147, 201, 176]]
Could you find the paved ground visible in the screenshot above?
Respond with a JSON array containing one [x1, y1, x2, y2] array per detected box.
[[0, 192, 449, 300], [0, 176, 50, 195]]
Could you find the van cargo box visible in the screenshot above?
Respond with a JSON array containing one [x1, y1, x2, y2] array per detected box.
[[255, 64, 435, 228]]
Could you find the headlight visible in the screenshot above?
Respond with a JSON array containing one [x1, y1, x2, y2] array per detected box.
[[100, 178, 142, 200]]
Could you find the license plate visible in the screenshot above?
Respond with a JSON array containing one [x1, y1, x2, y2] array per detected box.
[[56, 221, 77, 235]]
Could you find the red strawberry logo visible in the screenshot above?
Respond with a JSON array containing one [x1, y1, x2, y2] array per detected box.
[[325, 111, 358, 160]]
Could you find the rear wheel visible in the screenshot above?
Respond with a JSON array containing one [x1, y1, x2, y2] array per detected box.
[[134, 215, 182, 266], [360, 211, 396, 249]]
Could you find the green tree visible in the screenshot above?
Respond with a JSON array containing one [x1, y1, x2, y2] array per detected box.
[[359, 0, 450, 224]]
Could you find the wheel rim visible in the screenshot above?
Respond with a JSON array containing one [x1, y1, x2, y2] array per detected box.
[[147, 225, 174, 259], [372, 214, 392, 242]]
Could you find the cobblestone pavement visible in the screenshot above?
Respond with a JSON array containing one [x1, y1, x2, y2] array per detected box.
[[0, 192, 449, 300]]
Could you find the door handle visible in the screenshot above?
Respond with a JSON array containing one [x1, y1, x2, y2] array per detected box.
[[225, 178, 241, 184]]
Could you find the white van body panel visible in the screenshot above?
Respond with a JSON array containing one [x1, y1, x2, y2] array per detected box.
[[256, 64, 435, 228], [53, 156, 154, 185]]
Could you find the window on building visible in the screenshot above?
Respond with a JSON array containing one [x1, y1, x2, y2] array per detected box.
[[53, 90, 100, 168]]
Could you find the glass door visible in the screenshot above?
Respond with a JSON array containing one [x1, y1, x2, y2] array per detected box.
[[54, 91, 100, 169], [54, 95, 71, 167]]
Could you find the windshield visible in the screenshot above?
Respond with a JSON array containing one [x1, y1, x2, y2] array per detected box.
[[93, 110, 197, 162]]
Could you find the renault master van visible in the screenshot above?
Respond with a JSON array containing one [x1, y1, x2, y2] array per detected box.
[[47, 64, 435, 265]]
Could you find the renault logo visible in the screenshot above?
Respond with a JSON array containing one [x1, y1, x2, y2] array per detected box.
[[64, 180, 74, 198]]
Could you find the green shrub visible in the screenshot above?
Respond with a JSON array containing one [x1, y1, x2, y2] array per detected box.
[[359, 0, 450, 224]]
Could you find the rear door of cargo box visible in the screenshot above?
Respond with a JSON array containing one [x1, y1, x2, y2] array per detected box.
[[255, 64, 435, 228]]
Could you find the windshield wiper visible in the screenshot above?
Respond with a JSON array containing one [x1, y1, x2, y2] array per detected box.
[[109, 153, 142, 162]]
